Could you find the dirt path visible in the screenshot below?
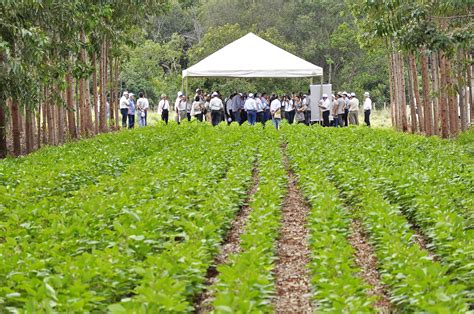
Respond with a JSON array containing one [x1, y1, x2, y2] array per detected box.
[[348, 219, 394, 313], [274, 157, 313, 313], [194, 166, 260, 313]]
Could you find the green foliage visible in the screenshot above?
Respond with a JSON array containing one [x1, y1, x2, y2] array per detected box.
[[285, 126, 376, 312], [212, 127, 286, 312], [286, 127, 471, 311]]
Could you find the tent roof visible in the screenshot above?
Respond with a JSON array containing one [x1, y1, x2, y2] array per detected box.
[[182, 33, 323, 78]]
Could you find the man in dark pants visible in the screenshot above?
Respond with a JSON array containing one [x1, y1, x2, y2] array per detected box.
[[209, 92, 224, 126], [363, 92, 372, 127], [342, 92, 349, 127], [119, 91, 129, 128], [319, 94, 330, 127]]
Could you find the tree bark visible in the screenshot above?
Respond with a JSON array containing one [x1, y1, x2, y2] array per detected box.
[[92, 52, 99, 134], [109, 48, 115, 128], [99, 38, 107, 132], [58, 91, 65, 145], [398, 53, 408, 132], [0, 102, 7, 158], [25, 106, 33, 153], [115, 58, 120, 129], [446, 58, 459, 136], [37, 101, 41, 149], [79, 32, 87, 137], [468, 53, 473, 126], [42, 87, 48, 144], [407, 55, 417, 133], [388, 53, 396, 129], [458, 51, 468, 131], [66, 72, 77, 139], [439, 50, 450, 138], [408, 53, 420, 133], [11, 98, 21, 156], [391, 52, 401, 130], [431, 52, 440, 135], [46, 90, 55, 145], [420, 52, 433, 136]]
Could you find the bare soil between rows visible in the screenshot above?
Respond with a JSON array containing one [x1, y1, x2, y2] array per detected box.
[[274, 155, 313, 313], [194, 165, 260, 313]]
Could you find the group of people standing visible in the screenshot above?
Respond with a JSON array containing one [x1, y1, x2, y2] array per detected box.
[[118, 88, 373, 130], [119, 91, 150, 128], [318, 91, 372, 127]]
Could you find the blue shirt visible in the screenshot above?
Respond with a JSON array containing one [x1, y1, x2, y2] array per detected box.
[[128, 99, 136, 115]]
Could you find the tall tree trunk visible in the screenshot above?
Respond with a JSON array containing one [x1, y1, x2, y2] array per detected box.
[[468, 53, 473, 126], [58, 91, 65, 144], [408, 53, 419, 133], [431, 52, 440, 135], [109, 48, 115, 128], [0, 102, 7, 158], [406, 55, 416, 132], [79, 32, 87, 137], [11, 99, 21, 156], [86, 77, 92, 136], [99, 38, 107, 132], [420, 52, 433, 136], [66, 72, 77, 139], [446, 58, 459, 136], [398, 53, 408, 132], [439, 50, 450, 138], [42, 87, 48, 144], [115, 58, 120, 129], [25, 106, 33, 154], [92, 52, 99, 134], [388, 53, 396, 129], [458, 51, 468, 132], [391, 52, 401, 130], [37, 102, 41, 149], [46, 90, 55, 145]]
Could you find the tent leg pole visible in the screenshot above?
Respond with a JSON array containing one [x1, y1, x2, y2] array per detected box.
[[185, 77, 188, 98]]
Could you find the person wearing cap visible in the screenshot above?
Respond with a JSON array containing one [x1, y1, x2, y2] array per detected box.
[[333, 92, 344, 128], [319, 93, 331, 127], [329, 94, 336, 126], [244, 93, 257, 125], [158, 94, 170, 124], [348, 92, 360, 125], [270, 94, 282, 130], [195, 88, 204, 102], [303, 94, 311, 126], [137, 92, 149, 127], [128, 93, 136, 129], [120, 91, 129, 128], [175, 92, 187, 124], [209, 92, 224, 126], [342, 92, 349, 126], [363, 92, 372, 127]]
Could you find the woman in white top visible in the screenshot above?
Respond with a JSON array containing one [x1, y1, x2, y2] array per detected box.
[[283, 95, 295, 124], [270, 95, 282, 130], [191, 96, 204, 122]]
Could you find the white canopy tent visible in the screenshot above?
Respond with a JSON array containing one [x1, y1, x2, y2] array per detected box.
[[182, 33, 323, 79]]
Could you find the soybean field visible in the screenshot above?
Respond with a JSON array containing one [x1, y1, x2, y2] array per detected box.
[[0, 124, 472, 313]]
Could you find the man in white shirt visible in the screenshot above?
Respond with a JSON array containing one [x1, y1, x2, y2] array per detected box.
[[158, 94, 170, 125], [318, 94, 330, 127], [119, 91, 129, 128], [244, 93, 257, 125], [209, 92, 224, 126], [363, 92, 372, 127], [348, 92, 360, 125], [136, 92, 149, 127], [303, 94, 311, 126]]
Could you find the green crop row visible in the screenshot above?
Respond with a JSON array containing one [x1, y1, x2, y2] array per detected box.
[[284, 126, 470, 312], [284, 134, 375, 312], [314, 128, 474, 301], [210, 128, 287, 313], [0, 125, 258, 312]]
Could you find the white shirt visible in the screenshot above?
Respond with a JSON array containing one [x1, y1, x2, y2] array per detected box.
[[283, 100, 293, 112], [363, 98, 372, 111], [255, 98, 264, 112], [137, 98, 149, 111], [320, 98, 330, 111], [176, 99, 187, 111], [158, 99, 169, 111], [349, 98, 360, 111], [120, 96, 129, 109], [209, 97, 224, 111], [244, 98, 257, 111], [270, 99, 281, 112]]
